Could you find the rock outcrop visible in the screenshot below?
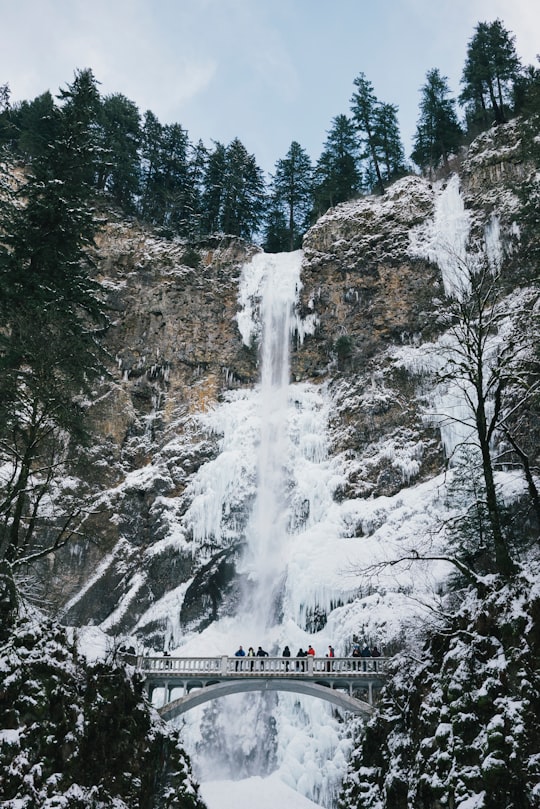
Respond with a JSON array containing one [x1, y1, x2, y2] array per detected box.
[[33, 119, 537, 646]]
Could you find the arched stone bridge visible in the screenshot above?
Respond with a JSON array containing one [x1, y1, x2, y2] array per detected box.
[[138, 655, 389, 720]]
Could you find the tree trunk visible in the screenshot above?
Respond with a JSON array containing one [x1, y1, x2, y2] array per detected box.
[[475, 392, 515, 577]]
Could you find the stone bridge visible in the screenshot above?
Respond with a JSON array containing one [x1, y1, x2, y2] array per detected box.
[[138, 655, 389, 720]]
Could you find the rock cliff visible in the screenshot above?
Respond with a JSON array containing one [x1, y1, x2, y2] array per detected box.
[[35, 119, 536, 649]]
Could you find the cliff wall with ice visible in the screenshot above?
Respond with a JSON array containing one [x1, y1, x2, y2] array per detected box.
[[39, 118, 537, 651]]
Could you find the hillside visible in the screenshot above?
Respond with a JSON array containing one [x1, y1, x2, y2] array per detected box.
[[2, 117, 539, 808]]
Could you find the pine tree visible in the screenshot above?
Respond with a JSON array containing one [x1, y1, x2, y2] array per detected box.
[[460, 19, 522, 131], [263, 198, 290, 253], [0, 69, 108, 620], [266, 141, 312, 251], [412, 68, 463, 175], [350, 73, 385, 195], [138, 113, 199, 236], [185, 139, 209, 238], [160, 122, 194, 233], [97, 93, 141, 211], [201, 141, 228, 235], [0, 91, 58, 158], [373, 102, 406, 183], [220, 138, 266, 239], [139, 109, 164, 222], [313, 114, 361, 216], [513, 58, 540, 118]]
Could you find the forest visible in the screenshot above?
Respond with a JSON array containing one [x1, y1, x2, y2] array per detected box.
[[1, 18, 539, 254]]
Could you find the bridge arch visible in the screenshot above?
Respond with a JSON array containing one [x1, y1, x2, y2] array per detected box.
[[158, 678, 373, 720]]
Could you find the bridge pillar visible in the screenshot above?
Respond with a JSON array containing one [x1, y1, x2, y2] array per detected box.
[[220, 656, 228, 675], [307, 656, 314, 674]]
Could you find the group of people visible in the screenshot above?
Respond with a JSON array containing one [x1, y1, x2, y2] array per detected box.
[[351, 643, 381, 671], [232, 643, 337, 671], [233, 642, 382, 672], [234, 645, 269, 670]]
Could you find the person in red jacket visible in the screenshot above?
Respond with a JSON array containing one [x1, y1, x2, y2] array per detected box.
[[307, 645, 315, 656], [326, 645, 334, 671]]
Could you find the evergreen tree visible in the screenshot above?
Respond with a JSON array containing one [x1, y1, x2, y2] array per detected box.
[[0, 91, 58, 158], [201, 141, 228, 234], [350, 72, 385, 195], [160, 122, 194, 233], [220, 138, 266, 239], [313, 114, 361, 216], [513, 58, 540, 118], [185, 139, 209, 238], [200, 139, 265, 240], [138, 113, 199, 236], [412, 68, 463, 175], [266, 141, 312, 251], [373, 102, 406, 183], [0, 83, 8, 112], [0, 69, 108, 620], [139, 109, 164, 222], [263, 197, 290, 253], [460, 19, 522, 131], [0, 84, 12, 147], [97, 93, 141, 211]]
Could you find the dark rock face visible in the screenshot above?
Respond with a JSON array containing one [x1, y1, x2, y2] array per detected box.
[[179, 544, 244, 633], [297, 176, 441, 376]]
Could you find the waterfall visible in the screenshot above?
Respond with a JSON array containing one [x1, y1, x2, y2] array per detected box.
[[177, 250, 351, 805], [238, 251, 303, 634]]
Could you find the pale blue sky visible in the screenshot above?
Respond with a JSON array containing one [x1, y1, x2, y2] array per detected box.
[[2, 0, 539, 175]]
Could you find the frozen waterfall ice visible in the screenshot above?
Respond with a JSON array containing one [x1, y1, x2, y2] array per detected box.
[[238, 251, 304, 632]]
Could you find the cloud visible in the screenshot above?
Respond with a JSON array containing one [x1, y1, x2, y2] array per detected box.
[[0, 0, 217, 120]]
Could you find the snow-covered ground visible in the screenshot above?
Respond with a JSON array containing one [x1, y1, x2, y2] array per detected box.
[[200, 774, 321, 809]]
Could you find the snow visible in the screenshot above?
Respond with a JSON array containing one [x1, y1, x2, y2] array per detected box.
[[409, 174, 471, 298], [68, 625, 113, 662], [200, 774, 321, 809]]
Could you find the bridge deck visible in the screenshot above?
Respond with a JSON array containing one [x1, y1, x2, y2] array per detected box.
[[140, 655, 388, 706], [139, 654, 387, 680]]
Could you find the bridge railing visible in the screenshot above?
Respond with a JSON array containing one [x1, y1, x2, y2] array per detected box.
[[138, 655, 389, 677]]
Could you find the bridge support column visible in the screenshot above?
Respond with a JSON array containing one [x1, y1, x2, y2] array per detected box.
[[220, 656, 228, 675]]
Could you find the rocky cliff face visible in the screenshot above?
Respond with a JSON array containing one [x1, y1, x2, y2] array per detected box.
[[38, 120, 536, 648]]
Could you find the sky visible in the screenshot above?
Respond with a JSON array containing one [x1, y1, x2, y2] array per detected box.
[[2, 0, 538, 176]]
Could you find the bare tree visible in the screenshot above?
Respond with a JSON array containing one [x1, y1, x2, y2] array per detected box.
[[429, 257, 539, 577]]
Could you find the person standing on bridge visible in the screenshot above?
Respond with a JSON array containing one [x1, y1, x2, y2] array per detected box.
[[256, 646, 269, 671], [360, 644, 371, 672], [296, 648, 306, 671], [247, 646, 255, 671], [282, 645, 291, 671], [326, 645, 335, 671], [307, 645, 315, 657], [234, 645, 246, 671]]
